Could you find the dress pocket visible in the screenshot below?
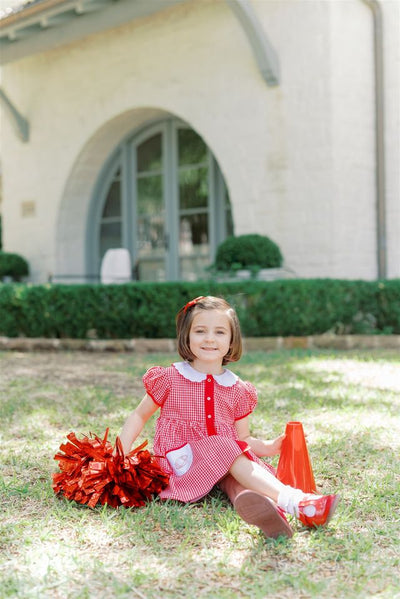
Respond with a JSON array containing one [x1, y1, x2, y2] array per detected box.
[[165, 443, 193, 476]]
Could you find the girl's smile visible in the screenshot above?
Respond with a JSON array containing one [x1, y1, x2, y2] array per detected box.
[[189, 310, 232, 373]]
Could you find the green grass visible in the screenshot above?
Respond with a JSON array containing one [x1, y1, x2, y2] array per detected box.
[[0, 349, 399, 598]]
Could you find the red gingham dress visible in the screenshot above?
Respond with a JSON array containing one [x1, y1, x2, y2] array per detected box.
[[143, 361, 276, 502]]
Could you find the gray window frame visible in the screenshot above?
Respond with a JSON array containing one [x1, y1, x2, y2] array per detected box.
[[86, 118, 232, 281]]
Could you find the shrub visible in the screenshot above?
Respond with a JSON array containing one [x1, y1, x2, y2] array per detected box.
[[0, 279, 398, 339], [214, 234, 283, 272], [0, 251, 29, 280]]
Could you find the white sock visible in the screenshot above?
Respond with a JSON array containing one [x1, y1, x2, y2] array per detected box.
[[277, 486, 306, 516]]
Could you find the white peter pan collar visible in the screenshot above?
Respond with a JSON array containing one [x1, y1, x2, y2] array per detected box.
[[173, 361, 238, 387]]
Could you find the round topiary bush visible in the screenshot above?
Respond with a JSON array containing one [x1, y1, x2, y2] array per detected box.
[[0, 251, 29, 281], [214, 234, 283, 272]]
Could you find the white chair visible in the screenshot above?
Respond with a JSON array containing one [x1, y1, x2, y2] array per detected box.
[[100, 248, 132, 284]]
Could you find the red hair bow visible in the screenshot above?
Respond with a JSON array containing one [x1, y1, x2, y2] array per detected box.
[[183, 296, 205, 312]]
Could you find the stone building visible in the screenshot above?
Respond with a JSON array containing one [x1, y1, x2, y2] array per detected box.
[[0, 0, 399, 283]]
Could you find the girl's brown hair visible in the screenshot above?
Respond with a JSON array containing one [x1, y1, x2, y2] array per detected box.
[[176, 296, 242, 365]]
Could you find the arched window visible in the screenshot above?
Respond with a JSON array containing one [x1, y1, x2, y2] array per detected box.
[[93, 118, 233, 281]]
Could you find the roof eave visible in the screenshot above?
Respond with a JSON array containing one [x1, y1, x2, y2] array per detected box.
[[0, 0, 186, 64]]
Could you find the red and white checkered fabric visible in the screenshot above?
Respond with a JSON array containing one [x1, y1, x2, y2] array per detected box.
[[143, 362, 275, 502]]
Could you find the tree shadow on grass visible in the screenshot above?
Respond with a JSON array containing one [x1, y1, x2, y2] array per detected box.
[[250, 358, 398, 421]]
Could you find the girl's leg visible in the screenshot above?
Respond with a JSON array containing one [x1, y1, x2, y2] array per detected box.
[[229, 454, 289, 502], [229, 455, 339, 527], [219, 474, 293, 538], [219, 474, 246, 500]]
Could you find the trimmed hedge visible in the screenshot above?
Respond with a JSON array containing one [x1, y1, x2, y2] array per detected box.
[[0, 279, 399, 339]]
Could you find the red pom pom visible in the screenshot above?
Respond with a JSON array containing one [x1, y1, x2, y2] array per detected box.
[[52, 429, 169, 508]]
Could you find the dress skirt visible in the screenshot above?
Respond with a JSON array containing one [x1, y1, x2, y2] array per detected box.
[[157, 436, 276, 503]]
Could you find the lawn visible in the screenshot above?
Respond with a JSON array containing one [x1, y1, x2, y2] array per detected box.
[[1, 348, 399, 599]]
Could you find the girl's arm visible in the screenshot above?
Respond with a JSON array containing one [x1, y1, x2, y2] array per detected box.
[[119, 393, 159, 454], [235, 416, 285, 458]]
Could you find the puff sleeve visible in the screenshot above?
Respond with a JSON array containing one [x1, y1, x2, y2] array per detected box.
[[234, 380, 258, 421], [143, 366, 171, 406]]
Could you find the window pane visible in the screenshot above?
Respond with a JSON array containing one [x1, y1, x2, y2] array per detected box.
[[137, 174, 166, 281], [179, 213, 208, 250], [179, 214, 209, 281], [137, 176, 163, 215], [178, 129, 207, 166], [137, 214, 166, 281], [225, 207, 234, 237], [179, 167, 208, 210], [137, 134, 162, 173], [137, 214, 165, 251], [99, 222, 122, 260], [102, 181, 121, 218]]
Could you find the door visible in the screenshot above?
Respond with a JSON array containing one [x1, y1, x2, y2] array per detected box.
[[95, 118, 233, 281]]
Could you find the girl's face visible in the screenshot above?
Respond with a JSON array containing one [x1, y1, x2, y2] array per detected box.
[[189, 309, 232, 372]]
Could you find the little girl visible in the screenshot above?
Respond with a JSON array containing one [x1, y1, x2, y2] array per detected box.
[[119, 295, 338, 538]]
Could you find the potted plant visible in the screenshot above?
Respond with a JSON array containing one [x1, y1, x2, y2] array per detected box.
[[212, 234, 283, 279], [0, 251, 29, 282]]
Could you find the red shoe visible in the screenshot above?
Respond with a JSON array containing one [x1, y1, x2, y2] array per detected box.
[[234, 490, 293, 539], [298, 494, 339, 528]]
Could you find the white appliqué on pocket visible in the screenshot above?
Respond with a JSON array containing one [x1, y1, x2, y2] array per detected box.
[[166, 443, 193, 476]]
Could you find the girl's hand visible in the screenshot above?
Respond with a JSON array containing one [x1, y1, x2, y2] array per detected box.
[[269, 433, 286, 456], [235, 417, 286, 458]]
